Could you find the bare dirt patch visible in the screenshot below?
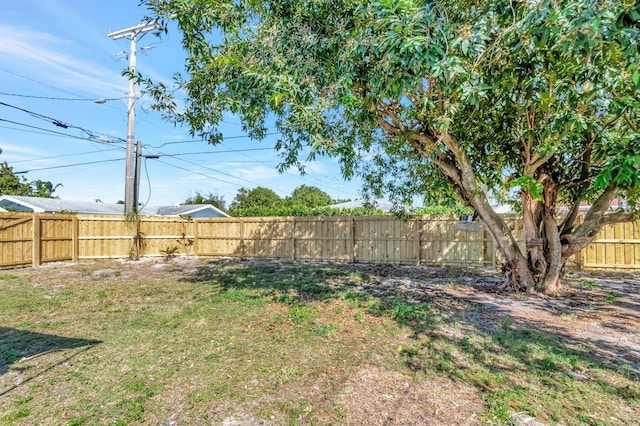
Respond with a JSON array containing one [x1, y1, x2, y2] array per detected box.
[[353, 264, 640, 376]]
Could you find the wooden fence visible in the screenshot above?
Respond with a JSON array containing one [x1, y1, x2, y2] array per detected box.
[[0, 212, 638, 270]]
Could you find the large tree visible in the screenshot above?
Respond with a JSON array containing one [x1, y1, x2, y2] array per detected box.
[[0, 162, 31, 196], [229, 186, 282, 211], [144, 0, 640, 293], [286, 185, 334, 208], [0, 160, 61, 198]]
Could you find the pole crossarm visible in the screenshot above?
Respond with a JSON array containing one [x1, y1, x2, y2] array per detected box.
[[108, 22, 159, 40]]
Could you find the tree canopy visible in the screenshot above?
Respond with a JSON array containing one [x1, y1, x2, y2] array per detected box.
[[184, 191, 227, 211], [145, 0, 640, 293], [0, 160, 61, 198], [229, 186, 282, 212], [286, 185, 333, 208]]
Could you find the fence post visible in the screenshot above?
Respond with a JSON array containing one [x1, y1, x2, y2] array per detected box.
[[239, 218, 245, 259], [291, 217, 296, 261], [32, 214, 41, 267], [193, 219, 200, 256], [415, 217, 421, 265], [350, 217, 356, 263], [72, 216, 79, 261], [575, 213, 584, 270]]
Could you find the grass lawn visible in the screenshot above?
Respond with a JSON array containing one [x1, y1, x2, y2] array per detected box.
[[0, 258, 638, 425]]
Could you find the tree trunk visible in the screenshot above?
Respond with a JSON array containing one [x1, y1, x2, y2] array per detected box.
[[542, 212, 564, 294]]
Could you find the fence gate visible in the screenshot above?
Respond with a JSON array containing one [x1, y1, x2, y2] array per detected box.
[[0, 215, 34, 268], [0, 214, 77, 269]]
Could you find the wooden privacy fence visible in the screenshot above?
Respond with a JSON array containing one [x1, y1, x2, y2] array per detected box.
[[0, 212, 639, 270]]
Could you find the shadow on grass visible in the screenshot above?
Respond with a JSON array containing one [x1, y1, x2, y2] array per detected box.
[[183, 259, 356, 303], [0, 327, 101, 396], [182, 259, 640, 423]]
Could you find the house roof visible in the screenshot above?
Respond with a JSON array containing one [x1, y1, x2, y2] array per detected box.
[[0, 195, 230, 217], [0, 195, 124, 215], [155, 204, 230, 217]]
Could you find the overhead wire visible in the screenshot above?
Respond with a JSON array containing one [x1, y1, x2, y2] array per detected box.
[[146, 134, 360, 199], [9, 147, 124, 164], [0, 101, 127, 144], [140, 157, 154, 210], [153, 159, 245, 189], [0, 68, 86, 99], [143, 129, 359, 198], [0, 118, 126, 147], [0, 91, 127, 102], [216, 140, 361, 198], [146, 132, 282, 148], [145, 147, 275, 158], [149, 148, 286, 193], [0, 73, 359, 200], [14, 158, 125, 174]]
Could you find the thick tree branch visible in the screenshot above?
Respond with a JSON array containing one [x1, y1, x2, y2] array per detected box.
[[583, 183, 617, 224], [375, 106, 438, 155], [560, 132, 594, 233], [562, 183, 636, 258], [600, 211, 637, 225], [623, 112, 639, 132]]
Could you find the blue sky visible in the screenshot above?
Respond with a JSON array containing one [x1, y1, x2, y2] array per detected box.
[[0, 0, 364, 208]]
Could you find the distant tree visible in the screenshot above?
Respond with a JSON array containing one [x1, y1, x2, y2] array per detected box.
[[0, 162, 31, 196], [230, 186, 281, 211], [286, 185, 333, 208], [29, 180, 62, 198], [184, 191, 227, 211], [0, 161, 61, 198]]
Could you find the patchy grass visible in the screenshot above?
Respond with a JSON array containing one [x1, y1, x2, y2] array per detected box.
[[0, 259, 638, 425]]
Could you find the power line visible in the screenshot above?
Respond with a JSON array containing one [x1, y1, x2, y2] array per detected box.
[[150, 148, 274, 189], [0, 118, 126, 146], [217, 141, 361, 198], [0, 100, 71, 127], [0, 92, 127, 102], [0, 68, 88, 99], [146, 147, 275, 157], [0, 101, 127, 144], [149, 133, 360, 199], [154, 159, 245, 189], [14, 158, 124, 174], [146, 132, 282, 148], [9, 147, 124, 164]]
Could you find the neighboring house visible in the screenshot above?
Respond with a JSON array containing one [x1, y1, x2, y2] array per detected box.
[[155, 204, 230, 218], [0, 195, 230, 218], [0, 195, 124, 215]]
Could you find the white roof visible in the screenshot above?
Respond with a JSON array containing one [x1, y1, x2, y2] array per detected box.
[[0, 195, 229, 217]]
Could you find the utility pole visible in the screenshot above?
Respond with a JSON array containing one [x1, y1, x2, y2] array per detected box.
[[108, 21, 158, 215]]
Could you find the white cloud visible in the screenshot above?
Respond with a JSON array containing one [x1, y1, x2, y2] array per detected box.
[[0, 142, 50, 162], [0, 142, 48, 156], [0, 24, 126, 97]]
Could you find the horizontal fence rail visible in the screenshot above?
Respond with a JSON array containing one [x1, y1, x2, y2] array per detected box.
[[0, 213, 638, 270]]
